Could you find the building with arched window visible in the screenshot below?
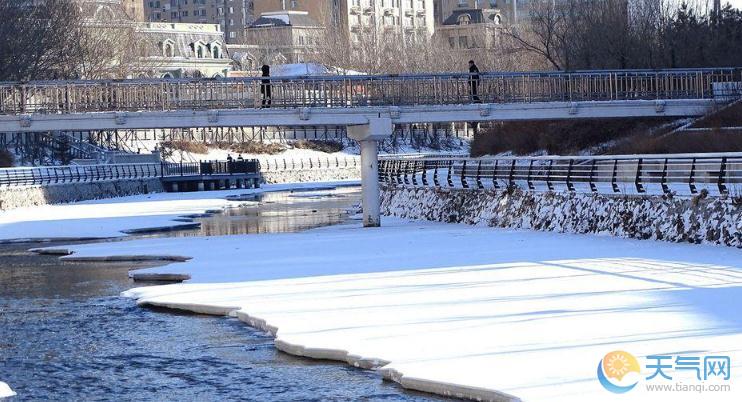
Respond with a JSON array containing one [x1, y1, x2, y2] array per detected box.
[[435, 0, 528, 26], [434, 7, 504, 52], [137, 22, 233, 78]]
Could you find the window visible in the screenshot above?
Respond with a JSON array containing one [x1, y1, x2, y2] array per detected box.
[[182, 10, 188, 17], [192, 41, 207, 58], [229, 31, 237, 38], [448, 36, 455, 48], [457, 14, 471, 25], [211, 43, 222, 58], [291, 0, 298, 8], [162, 40, 175, 57], [459, 36, 468, 48]]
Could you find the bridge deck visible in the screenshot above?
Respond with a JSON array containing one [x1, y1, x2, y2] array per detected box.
[[0, 68, 739, 132]]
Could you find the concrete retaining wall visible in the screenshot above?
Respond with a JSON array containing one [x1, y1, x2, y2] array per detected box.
[[381, 185, 741, 247], [0, 179, 163, 211], [262, 167, 361, 184]]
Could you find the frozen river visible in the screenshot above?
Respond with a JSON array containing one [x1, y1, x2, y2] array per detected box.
[[0, 188, 445, 401]]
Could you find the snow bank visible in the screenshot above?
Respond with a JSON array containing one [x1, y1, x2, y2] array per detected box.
[[381, 185, 741, 247], [0, 382, 15, 398], [42, 220, 742, 401], [0, 181, 358, 242]]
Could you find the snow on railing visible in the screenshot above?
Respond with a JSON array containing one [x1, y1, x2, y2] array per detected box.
[[379, 153, 742, 197]]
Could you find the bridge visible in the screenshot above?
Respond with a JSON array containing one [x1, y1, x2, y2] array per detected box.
[[1, 68, 740, 226]]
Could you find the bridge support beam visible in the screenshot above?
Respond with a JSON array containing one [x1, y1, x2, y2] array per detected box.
[[348, 118, 393, 228]]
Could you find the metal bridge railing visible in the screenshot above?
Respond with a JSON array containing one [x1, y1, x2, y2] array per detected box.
[[0, 68, 739, 115], [0, 160, 259, 188], [379, 153, 742, 196]]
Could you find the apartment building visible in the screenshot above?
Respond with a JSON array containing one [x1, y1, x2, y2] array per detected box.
[[253, 0, 435, 40], [144, 0, 254, 43]]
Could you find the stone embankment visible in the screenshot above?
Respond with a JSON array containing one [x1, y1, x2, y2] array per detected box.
[[381, 185, 741, 247]]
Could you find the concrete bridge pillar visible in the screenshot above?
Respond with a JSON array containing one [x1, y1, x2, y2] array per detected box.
[[348, 118, 393, 228]]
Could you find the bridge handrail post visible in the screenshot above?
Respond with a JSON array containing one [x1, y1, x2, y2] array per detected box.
[[611, 159, 619, 193], [546, 160, 554, 191], [660, 158, 669, 194], [566, 159, 574, 192], [459, 160, 468, 188], [635, 158, 645, 193], [688, 158, 697, 194], [476, 160, 483, 189], [447, 160, 454, 187], [492, 159, 500, 189], [508, 160, 516, 188], [718, 157, 728, 195], [421, 160, 428, 186], [526, 160, 534, 190], [589, 159, 597, 192], [411, 161, 418, 185]]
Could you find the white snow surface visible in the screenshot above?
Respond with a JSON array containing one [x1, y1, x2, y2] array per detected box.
[[46, 219, 742, 401], [0, 382, 15, 398], [0, 181, 358, 241]]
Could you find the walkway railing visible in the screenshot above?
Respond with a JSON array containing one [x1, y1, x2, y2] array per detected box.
[[0, 160, 259, 188], [258, 156, 359, 172], [0, 68, 739, 115], [379, 153, 742, 196]]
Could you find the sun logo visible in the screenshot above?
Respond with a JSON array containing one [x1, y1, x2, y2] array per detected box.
[[597, 350, 641, 393]]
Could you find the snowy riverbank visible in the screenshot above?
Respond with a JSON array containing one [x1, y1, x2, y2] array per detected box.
[[0, 181, 359, 242], [39, 219, 742, 402]]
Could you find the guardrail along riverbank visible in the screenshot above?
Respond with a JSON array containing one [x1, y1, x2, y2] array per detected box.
[[379, 153, 741, 247]]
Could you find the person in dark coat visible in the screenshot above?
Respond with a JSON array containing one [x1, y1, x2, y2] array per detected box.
[[260, 64, 272, 108], [468, 60, 481, 103]]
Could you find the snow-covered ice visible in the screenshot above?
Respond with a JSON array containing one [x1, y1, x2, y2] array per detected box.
[[43, 219, 742, 401], [0, 181, 358, 241], [0, 382, 15, 399]]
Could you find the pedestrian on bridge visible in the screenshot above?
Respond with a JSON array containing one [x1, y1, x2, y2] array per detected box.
[[468, 60, 481, 103], [260, 65, 272, 108]]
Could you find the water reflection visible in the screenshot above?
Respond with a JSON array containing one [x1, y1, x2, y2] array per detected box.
[[170, 187, 362, 237]]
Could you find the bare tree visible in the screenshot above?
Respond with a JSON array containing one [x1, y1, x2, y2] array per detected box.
[[0, 0, 83, 81]]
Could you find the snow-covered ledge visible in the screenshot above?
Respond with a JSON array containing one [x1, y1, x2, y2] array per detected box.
[[380, 185, 741, 247]]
